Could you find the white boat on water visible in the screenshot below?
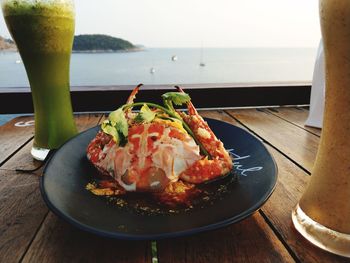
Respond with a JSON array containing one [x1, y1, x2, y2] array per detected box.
[[15, 60, 21, 64], [171, 55, 178, 61], [150, 67, 156, 74]]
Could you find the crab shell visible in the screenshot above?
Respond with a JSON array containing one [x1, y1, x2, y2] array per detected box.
[[87, 122, 202, 192]]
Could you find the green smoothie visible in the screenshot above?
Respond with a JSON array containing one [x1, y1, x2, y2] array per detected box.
[[2, 0, 77, 149]]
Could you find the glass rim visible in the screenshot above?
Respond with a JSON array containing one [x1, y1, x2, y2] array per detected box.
[[1, 0, 75, 15]]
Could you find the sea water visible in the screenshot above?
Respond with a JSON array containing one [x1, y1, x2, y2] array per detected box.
[[0, 47, 317, 88]]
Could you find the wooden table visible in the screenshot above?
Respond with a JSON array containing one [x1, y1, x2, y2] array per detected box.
[[0, 107, 348, 263]]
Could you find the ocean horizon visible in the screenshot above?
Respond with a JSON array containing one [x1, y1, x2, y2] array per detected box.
[[0, 47, 317, 88]]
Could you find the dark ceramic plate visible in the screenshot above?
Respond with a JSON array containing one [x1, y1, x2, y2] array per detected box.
[[40, 118, 277, 240]]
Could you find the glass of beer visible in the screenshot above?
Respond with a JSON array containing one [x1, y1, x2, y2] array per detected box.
[[1, 0, 77, 160], [292, 0, 350, 257]]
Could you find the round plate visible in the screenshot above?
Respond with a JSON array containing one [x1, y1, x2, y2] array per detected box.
[[40, 118, 277, 240]]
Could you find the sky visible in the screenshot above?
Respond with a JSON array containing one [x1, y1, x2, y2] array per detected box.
[[0, 0, 321, 48]]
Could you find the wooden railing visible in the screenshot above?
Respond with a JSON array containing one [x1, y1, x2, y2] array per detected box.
[[0, 82, 311, 113]]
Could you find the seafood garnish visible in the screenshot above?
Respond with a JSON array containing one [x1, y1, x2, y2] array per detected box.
[[87, 84, 233, 193]]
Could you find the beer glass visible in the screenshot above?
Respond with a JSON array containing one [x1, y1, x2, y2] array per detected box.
[[292, 0, 350, 257], [1, 0, 77, 160]]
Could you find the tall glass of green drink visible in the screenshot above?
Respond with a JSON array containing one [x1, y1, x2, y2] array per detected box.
[[1, 0, 77, 160]]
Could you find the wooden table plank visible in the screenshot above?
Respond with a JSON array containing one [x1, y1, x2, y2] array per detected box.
[[22, 213, 151, 263], [267, 107, 321, 136], [0, 116, 34, 166], [0, 114, 101, 263], [157, 213, 295, 263], [226, 109, 319, 172]]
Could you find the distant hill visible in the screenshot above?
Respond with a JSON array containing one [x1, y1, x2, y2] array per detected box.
[[0, 36, 16, 51], [0, 34, 140, 52], [73, 34, 138, 52]]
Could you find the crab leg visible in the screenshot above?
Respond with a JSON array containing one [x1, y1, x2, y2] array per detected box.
[[176, 86, 233, 183], [86, 130, 115, 177], [126, 83, 143, 105], [123, 83, 143, 120]]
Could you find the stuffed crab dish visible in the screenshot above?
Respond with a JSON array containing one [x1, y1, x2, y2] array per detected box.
[[86, 85, 233, 207]]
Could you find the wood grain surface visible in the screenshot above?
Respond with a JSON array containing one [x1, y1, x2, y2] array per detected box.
[[267, 107, 321, 137], [0, 148, 48, 263], [226, 109, 320, 173], [158, 213, 294, 263], [22, 213, 151, 263], [0, 116, 34, 165], [0, 114, 101, 263], [0, 109, 347, 263]]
